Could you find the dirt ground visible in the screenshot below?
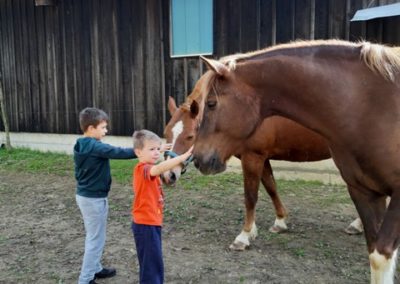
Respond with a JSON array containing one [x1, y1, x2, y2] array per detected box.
[[0, 167, 390, 284]]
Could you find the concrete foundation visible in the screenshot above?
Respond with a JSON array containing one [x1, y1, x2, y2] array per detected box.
[[0, 131, 133, 155]]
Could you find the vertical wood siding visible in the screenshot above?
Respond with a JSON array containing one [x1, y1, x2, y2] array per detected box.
[[0, 0, 399, 135]]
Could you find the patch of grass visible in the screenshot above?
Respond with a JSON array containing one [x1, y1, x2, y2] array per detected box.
[[110, 159, 138, 184], [0, 148, 348, 201], [178, 166, 243, 193], [0, 235, 7, 244], [0, 148, 73, 176], [293, 248, 305, 258], [0, 148, 138, 184], [274, 179, 324, 194]]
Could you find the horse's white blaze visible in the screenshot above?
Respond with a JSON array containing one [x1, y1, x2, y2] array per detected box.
[[171, 120, 183, 149], [234, 222, 258, 246], [161, 120, 183, 183], [369, 249, 398, 284]]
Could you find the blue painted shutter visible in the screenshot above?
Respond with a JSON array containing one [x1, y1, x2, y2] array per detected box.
[[171, 0, 213, 57]]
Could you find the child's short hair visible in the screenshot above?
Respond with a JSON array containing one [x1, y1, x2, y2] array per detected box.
[[132, 129, 161, 149], [79, 107, 109, 132]]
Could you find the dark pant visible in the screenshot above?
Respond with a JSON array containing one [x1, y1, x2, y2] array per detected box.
[[132, 222, 164, 284]]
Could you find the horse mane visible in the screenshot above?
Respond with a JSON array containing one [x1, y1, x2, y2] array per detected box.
[[220, 39, 400, 82], [361, 43, 400, 82], [180, 71, 215, 112]]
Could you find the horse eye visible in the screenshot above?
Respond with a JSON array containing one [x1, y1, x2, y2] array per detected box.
[[186, 135, 194, 141], [207, 100, 217, 109]]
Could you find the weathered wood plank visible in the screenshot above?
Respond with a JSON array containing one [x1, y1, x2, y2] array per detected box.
[[315, 0, 329, 39], [116, 0, 135, 134], [15, 0, 29, 131], [0, 6, 4, 131], [6, 0, 19, 131], [132, 0, 146, 131], [295, 0, 312, 40], [145, 0, 164, 135], [239, 0, 258, 52], [44, 4, 57, 132], [226, 0, 242, 54], [26, 0, 41, 131], [214, 0, 229, 57], [328, 0, 348, 39], [276, 0, 295, 43], [383, 17, 400, 44], [259, 0, 276, 47]]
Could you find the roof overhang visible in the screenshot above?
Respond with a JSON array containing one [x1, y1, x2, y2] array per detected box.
[[351, 3, 400, 22]]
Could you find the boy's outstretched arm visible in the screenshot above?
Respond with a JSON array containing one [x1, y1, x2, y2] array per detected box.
[[150, 146, 193, 177]]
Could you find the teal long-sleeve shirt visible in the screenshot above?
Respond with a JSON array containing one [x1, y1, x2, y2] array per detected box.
[[74, 137, 136, 198]]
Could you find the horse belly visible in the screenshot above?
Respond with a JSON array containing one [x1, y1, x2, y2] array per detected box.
[[254, 117, 331, 162]]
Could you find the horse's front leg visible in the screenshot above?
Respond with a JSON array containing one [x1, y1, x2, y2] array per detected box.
[[369, 194, 400, 284], [229, 154, 264, 251], [260, 160, 288, 233], [347, 186, 391, 283]]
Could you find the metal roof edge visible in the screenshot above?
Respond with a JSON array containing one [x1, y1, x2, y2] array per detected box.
[[351, 3, 400, 22]]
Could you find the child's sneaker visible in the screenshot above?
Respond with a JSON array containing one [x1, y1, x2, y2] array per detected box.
[[95, 267, 116, 279]]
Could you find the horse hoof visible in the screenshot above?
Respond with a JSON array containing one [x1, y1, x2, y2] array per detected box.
[[269, 225, 287, 234], [229, 241, 248, 251], [344, 225, 363, 235]]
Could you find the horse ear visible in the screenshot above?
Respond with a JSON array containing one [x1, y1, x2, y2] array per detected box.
[[190, 100, 199, 118], [167, 96, 178, 115], [200, 56, 229, 76]]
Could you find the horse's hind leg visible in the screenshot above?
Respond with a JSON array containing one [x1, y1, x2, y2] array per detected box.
[[345, 197, 390, 235], [260, 160, 288, 233], [347, 186, 394, 283], [229, 154, 264, 251], [345, 217, 364, 235]]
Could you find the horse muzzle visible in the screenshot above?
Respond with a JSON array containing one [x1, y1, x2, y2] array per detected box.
[[193, 152, 227, 175]]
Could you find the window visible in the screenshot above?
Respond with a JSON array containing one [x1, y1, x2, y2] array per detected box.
[[170, 0, 213, 57]]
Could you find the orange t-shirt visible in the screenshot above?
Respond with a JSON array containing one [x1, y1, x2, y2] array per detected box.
[[131, 162, 164, 226]]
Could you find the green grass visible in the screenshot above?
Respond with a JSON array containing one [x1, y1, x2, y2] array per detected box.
[[110, 159, 138, 184], [0, 148, 139, 184], [0, 148, 74, 176], [0, 148, 347, 195]]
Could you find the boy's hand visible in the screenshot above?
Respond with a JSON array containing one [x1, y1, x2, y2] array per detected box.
[[160, 143, 172, 152], [181, 146, 194, 161]]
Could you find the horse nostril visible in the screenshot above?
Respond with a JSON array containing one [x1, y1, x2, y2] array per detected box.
[[193, 158, 199, 168], [211, 157, 217, 168], [170, 173, 176, 182]]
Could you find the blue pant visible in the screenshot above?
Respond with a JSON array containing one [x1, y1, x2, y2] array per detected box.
[[76, 195, 108, 284], [132, 223, 164, 284]]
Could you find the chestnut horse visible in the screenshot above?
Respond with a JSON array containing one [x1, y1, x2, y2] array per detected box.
[[191, 40, 400, 283], [163, 84, 362, 251]]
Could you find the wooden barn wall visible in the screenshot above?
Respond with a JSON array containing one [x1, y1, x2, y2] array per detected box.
[[0, 0, 399, 135], [0, 0, 165, 136]]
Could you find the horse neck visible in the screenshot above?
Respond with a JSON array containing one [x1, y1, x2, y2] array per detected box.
[[237, 50, 361, 139]]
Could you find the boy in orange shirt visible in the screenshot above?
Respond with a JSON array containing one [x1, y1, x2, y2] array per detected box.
[[131, 129, 193, 284]]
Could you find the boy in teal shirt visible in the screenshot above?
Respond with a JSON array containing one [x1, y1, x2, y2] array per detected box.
[[74, 107, 136, 284]]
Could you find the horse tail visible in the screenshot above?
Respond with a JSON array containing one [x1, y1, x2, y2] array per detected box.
[[360, 42, 400, 82]]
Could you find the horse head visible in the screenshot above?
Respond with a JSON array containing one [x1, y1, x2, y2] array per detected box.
[[161, 94, 202, 184], [192, 56, 262, 175]]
